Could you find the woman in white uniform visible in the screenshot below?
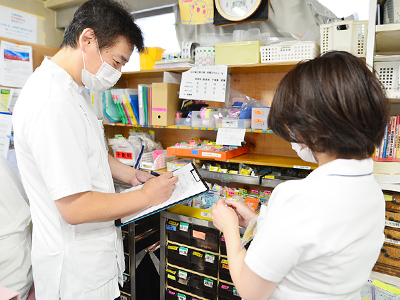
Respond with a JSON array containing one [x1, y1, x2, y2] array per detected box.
[[12, 1, 178, 299], [212, 51, 390, 300], [0, 155, 33, 300]]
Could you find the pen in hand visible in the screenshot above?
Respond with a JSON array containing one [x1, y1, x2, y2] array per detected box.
[[150, 171, 160, 177]]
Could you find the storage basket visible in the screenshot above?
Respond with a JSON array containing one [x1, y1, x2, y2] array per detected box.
[[320, 20, 368, 57], [374, 59, 400, 98], [383, 0, 400, 24], [260, 41, 320, 63], [139, 150, 170, 170]]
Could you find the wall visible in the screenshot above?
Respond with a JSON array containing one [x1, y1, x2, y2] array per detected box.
[[0, 0, 63, 48]]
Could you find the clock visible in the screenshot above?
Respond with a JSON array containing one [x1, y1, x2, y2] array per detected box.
[[215, 0, 263, 22]]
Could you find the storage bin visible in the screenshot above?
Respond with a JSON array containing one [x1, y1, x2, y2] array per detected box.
[[139, 150, 169, 171], [260, 41, 319, 63], [215, 41, 265, 65], [219, 282, 241, 300], [166, 219, 192, 245], [189, 273, 217, 300], [167, 243, 192, 270], [191, 225, 219, 253], [320, 20, 368, 57], [166, 266, 191, 293], [219, 257, 232, 282], [251, 107, 270, 130], [383, 0, 400, 24], [190, 249, 218, 277], [191, 111, 215, 128], [216, 118, 251, 129], [374, 60, 400, 97], [139, 47, 165, 70]]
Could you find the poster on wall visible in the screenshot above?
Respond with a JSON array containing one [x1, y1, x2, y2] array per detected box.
[[0, 5, 37, 44], [0, 41, 33, 88], [179, 0, 214, 25]]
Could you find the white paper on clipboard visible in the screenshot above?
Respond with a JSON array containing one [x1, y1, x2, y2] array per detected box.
[[117, 163, 208, 226]]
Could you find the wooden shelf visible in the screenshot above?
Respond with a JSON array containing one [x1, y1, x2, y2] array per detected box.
[[104, 123, 273, 133], [227, 154, 318, 170], [120, 61, 299, 80], [376, 24, 400, 54]]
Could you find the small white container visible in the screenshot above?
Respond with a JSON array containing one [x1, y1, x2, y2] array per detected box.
[[260, 41, 319, 63]]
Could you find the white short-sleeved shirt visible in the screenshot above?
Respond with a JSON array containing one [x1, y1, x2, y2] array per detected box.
[[245, 158, 385, 300], [13, 59, 124, 300]]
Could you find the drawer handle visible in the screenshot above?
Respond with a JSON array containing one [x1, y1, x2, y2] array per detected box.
[[387, 234, 400, 242], [381, 248, 400, 260]]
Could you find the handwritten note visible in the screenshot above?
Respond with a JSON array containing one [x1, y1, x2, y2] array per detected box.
[[216, 128, 246, 146]]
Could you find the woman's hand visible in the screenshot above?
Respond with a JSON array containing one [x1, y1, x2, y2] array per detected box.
[[212, 199, 239, 233], [225, 200, 257, 228], [129, 169, 153, 186]]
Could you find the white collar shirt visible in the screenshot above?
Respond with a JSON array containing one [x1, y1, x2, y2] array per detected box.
[[245, 158, 385, 300], [13, 58, 124, 300]]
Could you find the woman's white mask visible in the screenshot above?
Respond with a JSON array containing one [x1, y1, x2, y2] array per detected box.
[[81, 40, 122, 92], [291, 142, 318, 164]]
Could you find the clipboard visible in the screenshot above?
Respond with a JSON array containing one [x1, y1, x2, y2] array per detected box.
[[115, 163, 209, 227]]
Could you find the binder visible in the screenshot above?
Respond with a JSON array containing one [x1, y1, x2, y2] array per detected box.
[[115, 163, 209, 227]]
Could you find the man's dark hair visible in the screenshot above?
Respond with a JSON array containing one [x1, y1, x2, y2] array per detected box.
[[268, 51, 390, 159], [60, 0, 144, 52]]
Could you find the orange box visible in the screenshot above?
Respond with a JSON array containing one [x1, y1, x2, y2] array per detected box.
[[166, 145, 248, 162]]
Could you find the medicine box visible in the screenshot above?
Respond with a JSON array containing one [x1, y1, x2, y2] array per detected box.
[[151, 83, 181, 126], [251, 107, 270, 130], [215, 41, 265, 65]]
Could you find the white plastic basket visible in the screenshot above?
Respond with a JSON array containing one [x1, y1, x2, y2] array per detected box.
[[374, 60, 400, 98], [260, 41, 320, 63], [320, 20, 368, 57], [383, 0, 400, 24]]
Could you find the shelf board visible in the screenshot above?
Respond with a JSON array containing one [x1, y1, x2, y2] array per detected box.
[[227, 154, 318, 169], [104, 123, 273, 133], [376, 24, 400, 54], [120, 61, 300, 80]]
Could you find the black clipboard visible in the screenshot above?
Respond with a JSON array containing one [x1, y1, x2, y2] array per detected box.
[[115, 163, 209, 227]]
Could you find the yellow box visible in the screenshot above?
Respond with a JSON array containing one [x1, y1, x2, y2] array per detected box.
[[215, 41, 265, 65], [139, 47, 165, 70], [167, 204, 212, 221]]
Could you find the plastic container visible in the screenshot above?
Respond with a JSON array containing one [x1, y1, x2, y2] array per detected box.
[[191, 111, 215, 128], [384, 0, 400, 24], [320, 20, 368, 57], [139, 47, 165, 70], [374, 60, 400, 96], [139, 150, 170, 171], [215, 41, 265, 65], [260, 41, 320, 63], [216, 118, 251, 129]]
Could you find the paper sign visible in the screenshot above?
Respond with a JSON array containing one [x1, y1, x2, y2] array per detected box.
[[180, 65, 228, 102], [216, 128, 246, 146], [0, 5, 37, 44]]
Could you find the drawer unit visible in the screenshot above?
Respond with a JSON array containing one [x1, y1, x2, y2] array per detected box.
[[166, 266, 191, 293], [166, 219, 192, 245], [218, 282, 241, 300], [190, 249, 218, 278], [191, 225, 219, 253], [189, 273, 217, 300], [219, 257, 232, 283], [167, 243, 192, 270]]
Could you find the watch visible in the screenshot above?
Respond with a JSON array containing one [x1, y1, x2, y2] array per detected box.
[[215, 0, 262, 21]]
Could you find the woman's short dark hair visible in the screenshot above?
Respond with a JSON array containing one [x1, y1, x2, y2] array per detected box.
[[60, 0, 144, 52], [268, 51, 390, 159]]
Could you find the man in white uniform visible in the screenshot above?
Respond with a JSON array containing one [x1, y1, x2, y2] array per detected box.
[[12, 1, 178, 299], [0, 156, 32, 300]]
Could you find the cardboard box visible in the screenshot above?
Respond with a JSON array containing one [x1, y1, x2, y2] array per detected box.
[[251, 107, 270, 130], [151, 83, 181, 126], [215, 41, 265, 65]]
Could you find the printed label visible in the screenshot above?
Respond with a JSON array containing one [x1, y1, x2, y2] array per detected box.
[[204, 278, 214, 288], [168, 290, 176, 295], [253, 119, 264, 124], [200, 211, 212, 219], [193, 230, 206, 240], [293, 165, 311, 170], [179, 246, 188, 256], [205, 253, 215, 263], [191, 150, 199, 155], [166, 224, 177, 231], [115, 151, 133, 160], [222, 119, 238, 128], [178, 294, 186, 300], [386, 220, 400, 229], [152, 107, 167, 112], [192, 251, 203, 258], [233, 287, 239, 296], [221, 284, 229, 290], [180, 222, 189, 232], [178, 270, 187, 280], [167, 274, 176, 281], [253, 110, 264, 115], [168, 245, 179, 251], [385, 238, 400, 245], [202, 152, 222, 158]]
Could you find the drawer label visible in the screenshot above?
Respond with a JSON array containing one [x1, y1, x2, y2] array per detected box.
[[205, 253, 215, 263], [180, 222, 189, 232], [192, 251, 203, 258], [178, 270, 187, 280], [168, 245, 179, 251], [200, 211, 212, 219], [167, 274, 176, 281], [204, 278, 214, 288], [202, 152, 222, 158], [385, 220, 400, 229], [177, 294, 186, 300], [179, 246, 188, 256], [193, 230, 206, 240], [233, 287, 239, 296]]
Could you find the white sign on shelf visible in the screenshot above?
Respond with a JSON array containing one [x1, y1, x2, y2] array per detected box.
[[179, 65, 228, 102], [216, 128, 246, 146]]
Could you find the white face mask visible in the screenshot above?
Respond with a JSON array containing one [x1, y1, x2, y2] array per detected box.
[[81, 40, 122, 92], [291, 142, 318, 164]]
